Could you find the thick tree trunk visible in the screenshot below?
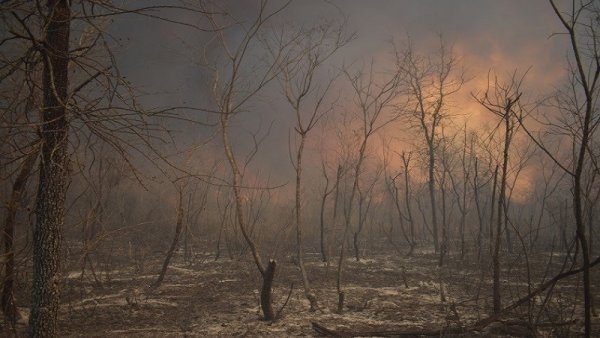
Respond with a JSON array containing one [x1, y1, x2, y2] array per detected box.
[[29, 1, 71, 336], [2, 149, 37, 325]]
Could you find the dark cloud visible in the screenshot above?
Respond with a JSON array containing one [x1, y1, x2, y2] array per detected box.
[[108, 0, 569, 187]]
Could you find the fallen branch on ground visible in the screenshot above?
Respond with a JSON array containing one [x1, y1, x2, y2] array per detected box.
[[312, 255, 598, 337]]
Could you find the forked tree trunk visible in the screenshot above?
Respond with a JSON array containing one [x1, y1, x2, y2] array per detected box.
[[2, 149, 38, 325], [29, 1, 71, 336]]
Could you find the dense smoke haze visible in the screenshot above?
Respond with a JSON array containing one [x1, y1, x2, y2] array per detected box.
[[111, 0, 568, 187]]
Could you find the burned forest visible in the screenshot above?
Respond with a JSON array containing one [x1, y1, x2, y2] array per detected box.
[[1, 0, 600, 337]]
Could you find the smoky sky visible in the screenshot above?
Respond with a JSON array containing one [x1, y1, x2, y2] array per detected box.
[[108, 0, 568, 190]]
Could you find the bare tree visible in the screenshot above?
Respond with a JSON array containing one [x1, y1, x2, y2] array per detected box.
[[28, 2, 72, 334], [400, 152, 418, 254], [436, 130, 456, 268], [514, 2, 600, 334], [336, 60, 402, 312], [202, 0, 295, 320], [274, 20, 350, 311], [381, 141, 416, 256], [446, 126, 474, 260], [475, 70, 525, 315], [0, 1, 208, 334], [398, 38, 465, 254]]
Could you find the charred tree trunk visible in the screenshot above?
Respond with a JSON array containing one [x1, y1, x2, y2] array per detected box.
[[29, 1, 71, 336], [152, 190, 184, 289], [2, 149, 38, 325], [260, 260, 276, 320]]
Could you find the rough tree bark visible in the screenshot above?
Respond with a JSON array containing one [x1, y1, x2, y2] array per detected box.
[[275, 22, 347, 310], [28, 0, 71, 336]]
